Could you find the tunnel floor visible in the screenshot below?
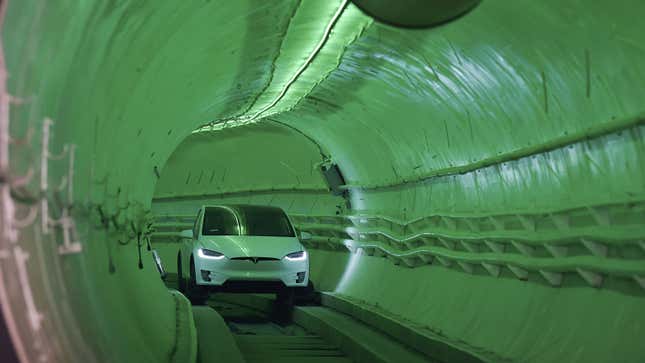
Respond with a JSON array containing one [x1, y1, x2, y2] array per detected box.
[[162, 274, 435, 363], [164, 274, 353, 363], [213, 299, 351, 363]]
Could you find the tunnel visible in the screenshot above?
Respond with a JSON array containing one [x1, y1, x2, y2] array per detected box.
[[1, 0, 645, 362]]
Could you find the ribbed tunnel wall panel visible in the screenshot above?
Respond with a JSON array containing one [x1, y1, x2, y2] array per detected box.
[[2, 0, 645, 362]]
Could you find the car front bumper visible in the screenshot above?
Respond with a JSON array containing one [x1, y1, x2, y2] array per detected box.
[[194, 255, 309, 288]]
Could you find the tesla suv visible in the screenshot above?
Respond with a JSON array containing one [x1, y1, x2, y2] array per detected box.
[[176, 204, 310, 304]]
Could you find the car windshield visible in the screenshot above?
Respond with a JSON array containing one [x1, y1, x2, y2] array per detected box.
[[202, 207, 240, 236], [237, 206, 295, 237]]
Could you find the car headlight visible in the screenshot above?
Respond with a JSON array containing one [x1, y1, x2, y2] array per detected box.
[[198, 248, 225, 260], [284, 251, 307, 261]]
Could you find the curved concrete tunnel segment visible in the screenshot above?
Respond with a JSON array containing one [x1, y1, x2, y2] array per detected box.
[[2, 0, 645, 363]]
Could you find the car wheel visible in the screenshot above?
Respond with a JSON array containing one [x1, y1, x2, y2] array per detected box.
[[187, 256, 209, 305], [294, 281, 320, 305], [177, 253, 186, 293], [277, 287, 295, 305], [274, 287, 295, 325]]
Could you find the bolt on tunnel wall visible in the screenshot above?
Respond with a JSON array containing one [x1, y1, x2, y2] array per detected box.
[[1, 0, 645, 362]]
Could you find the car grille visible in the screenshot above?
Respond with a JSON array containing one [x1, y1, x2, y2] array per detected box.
[[229, 257, 279, 262]]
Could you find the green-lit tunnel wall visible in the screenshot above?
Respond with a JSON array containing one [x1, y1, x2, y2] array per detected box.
[[1, 0, 645, 362]]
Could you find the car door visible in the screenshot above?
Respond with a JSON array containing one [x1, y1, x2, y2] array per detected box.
[[181, 208, 202, 276]]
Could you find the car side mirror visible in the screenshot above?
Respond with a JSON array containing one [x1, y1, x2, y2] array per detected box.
[[151, 250, 167, 280], [300, 231, 312, 241], [179, 229, 193, 239]]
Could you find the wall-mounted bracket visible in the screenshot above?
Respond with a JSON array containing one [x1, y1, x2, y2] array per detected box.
[[550, 213, 570, 230], [545, 243, 568, 258], [507, 265, 529, 280], [463, 218, 479, 232], [437, 237, 455, 250], [460, 240, 479, 253], [511, 240, 535, 257], [481, 262, 501, 277], [10, 167, 34, 188], [580, 239, 607, 257], [484, 240, 504, 254], [457, 261, 474, 274], [516, 214, 535, 231], [387, 255, 402, 266], [14, 246, 43, 332], [539, 270, 563, 287], [587, 206, 610, 226], [418, 254, 433, 264], [440, 216, 456, 231], [634, 275, 645, 290], [435, 256, 452, 267], [401, 256, 420, 268], [577, 268, 603, 287], [402, 240, 417, 250], [488, 216, 504, 230], [12, 205, 39, 228]]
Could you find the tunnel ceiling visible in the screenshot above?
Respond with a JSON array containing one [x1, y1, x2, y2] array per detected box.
[[152, 121, 346, 218], [155, 123, 330, 199], [3, 0, 645, 362]]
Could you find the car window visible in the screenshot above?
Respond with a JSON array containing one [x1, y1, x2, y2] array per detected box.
[[193, 209, 202, 239], [238, 206, 295, 237], [202, 207, 240, 236]]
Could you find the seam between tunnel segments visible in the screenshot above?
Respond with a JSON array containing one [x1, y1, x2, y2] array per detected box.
[[269, 16, 373, 120], [194, 0, 349, 133], [266, 118, 331, 159], [247, 0, 349, 122], [222, 0, 303, 123]]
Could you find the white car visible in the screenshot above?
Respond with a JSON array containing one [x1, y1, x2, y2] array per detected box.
[[176, 205, 310, 304]]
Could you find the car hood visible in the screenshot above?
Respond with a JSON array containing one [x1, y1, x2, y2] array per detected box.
[[198, 235, 304, 259]]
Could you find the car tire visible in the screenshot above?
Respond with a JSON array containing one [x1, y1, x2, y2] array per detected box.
[[274, 287, 295, 325], [277, 287, 295, 305], [177, 253, 186, 293], [294, 281, 320, 305], [187, 256, 209, 305]]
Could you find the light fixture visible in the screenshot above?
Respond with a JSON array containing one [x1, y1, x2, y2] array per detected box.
[[284, 251, 307, 261], [198, 248, 225, 260]]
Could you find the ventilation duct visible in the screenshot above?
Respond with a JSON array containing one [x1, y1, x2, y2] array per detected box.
[[350, 0, 481, 28]]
